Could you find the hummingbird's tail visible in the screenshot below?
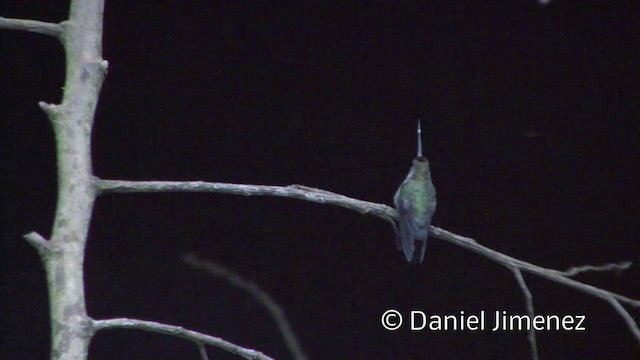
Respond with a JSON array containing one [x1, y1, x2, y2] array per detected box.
[[410, 238, 427, 264]]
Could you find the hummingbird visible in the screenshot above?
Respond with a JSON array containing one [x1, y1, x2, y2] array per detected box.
[[393, 120, 437, 263]]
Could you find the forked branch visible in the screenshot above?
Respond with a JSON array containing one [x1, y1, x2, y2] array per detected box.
[[96, 177, 640, 355]]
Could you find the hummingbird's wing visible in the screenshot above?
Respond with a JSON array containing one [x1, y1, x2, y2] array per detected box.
[[395, 189, 419, 263], [397, 207, 416, 262], [394, 183, 432, 263]]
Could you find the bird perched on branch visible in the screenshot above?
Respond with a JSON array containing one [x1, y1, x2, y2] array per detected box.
[[394, 120, 437, 263]]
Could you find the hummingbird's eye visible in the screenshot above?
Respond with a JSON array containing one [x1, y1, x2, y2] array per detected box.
[[416, 156, 427, 162]]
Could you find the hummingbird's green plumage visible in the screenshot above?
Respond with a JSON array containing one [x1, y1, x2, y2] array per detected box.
[[394, 121, 436, 263]]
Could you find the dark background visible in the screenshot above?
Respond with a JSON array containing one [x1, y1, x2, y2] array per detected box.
[[1, 1, 638, 359]]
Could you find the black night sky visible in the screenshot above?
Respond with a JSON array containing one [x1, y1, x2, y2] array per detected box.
[[1, 1, 638, 359]]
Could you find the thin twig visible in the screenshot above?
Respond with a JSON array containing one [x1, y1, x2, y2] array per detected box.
[[92, 318, 275, 360], [558, 262, 633, 277], [182, 253, 308, 360], [0, 16, 63, 38], [511, 267, 539, 360], [606, 298, 640, 345], [96, 177, 640, 347], [197, 343, 210, 360]]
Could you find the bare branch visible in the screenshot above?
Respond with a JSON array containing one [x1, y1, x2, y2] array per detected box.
[[430, 226, 640, 308], [0, 16, 63, 38], [95, 178, 396, 223], [96, 177, 640, 346], [20, 1, 108, 359], [38, 101, 61, 119], [23, 231, 52, 254], [512, 267, 539, 360], [606, 298, 640, 345], [92, 318, 275, 360], [197, 343, 210, 360], [182, 253, 308, 360], [558, 262, 633, 277]]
